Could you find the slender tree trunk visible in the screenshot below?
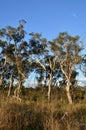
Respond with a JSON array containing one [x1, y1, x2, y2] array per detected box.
[[17, 79, 21, 98], [14, 78, 21, 98], [8, 74, 12, 97], [48, 73, 52, 102], [0, 77, 2, 86], [15, 50, 22, 99], [13, 78, 22, 102], [66, 80, 72, 104]]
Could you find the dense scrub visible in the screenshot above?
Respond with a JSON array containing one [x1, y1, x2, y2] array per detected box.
[[0, 87, 86, 130]]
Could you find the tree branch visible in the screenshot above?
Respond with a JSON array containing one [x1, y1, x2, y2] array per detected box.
[[37, 59, 46, 70], [18, 70, 26, 79]]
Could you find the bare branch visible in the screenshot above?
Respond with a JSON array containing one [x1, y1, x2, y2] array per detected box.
[[18, 70, 26, 79], [37, 59, 46, 70], [60, 62, 68, 80]]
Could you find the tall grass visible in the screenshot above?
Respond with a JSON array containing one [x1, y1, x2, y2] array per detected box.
[[0, 88, 86, 130]]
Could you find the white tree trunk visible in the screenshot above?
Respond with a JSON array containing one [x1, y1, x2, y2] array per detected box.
[[48, 73, 52, 102], [14, 80, 21, 98], [66, 80, 72, 104], [8, 74, 12, 97], [13, 80, 22, 102]]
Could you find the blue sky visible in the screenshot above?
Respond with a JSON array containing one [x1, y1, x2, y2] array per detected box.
[[0, 0, 86, 85], [1, 0, 86, 40]]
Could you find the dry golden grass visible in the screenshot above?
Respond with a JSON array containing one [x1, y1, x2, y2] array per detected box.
[[0, 89, 86, 130]]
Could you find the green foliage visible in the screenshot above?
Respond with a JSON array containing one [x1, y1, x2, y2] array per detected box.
[[0, 21, 85, 105]]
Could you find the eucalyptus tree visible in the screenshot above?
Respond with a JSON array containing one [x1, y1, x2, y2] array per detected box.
[[29, 33, 61, 102], [0, 20, 29, 99], [28, 33, 48, 91], [42, 55, 61, 102], [49, 32, 82, 104]]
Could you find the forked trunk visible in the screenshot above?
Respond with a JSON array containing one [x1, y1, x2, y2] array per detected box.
[[66, 80, 72, 104], [14, 79, 21, 98]]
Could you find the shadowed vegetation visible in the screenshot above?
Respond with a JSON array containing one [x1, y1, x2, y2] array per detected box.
[[0, 87, 86, 130]]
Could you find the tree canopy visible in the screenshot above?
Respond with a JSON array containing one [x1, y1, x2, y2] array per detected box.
[[0, 21, 85, 103]]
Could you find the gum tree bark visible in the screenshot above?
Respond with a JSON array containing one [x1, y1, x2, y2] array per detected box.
[[49, 32, 82, 104]]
